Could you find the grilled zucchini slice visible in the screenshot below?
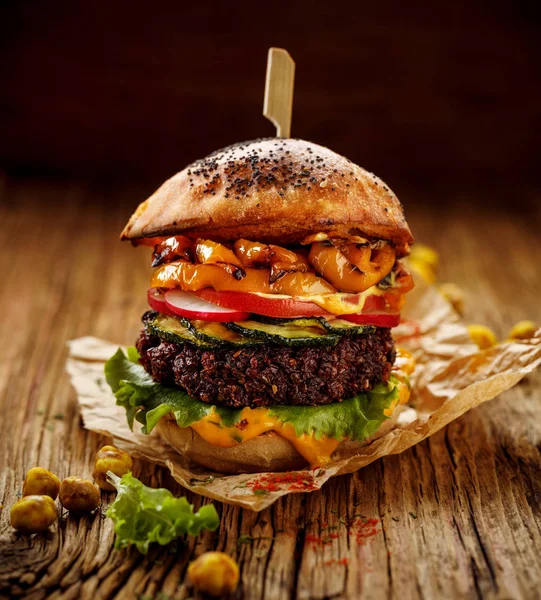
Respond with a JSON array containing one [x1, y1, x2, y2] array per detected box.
[[319, 319, 375, 336], [252, 315, 324, 327], [251, 314, 374, 336], [145, 313, 262, 347], [184, 319, 263, 347], [227, 320, 340, 347], [145, 313, 210, 347], [146, 313, 370, 349]]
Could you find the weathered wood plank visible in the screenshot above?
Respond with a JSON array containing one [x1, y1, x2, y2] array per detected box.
[[0, 179, 540, 600]]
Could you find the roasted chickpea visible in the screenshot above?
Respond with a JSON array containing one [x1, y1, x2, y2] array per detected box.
[[22, 467, 60, 500], [467, 324, 497, 349], [408, 244, 440, 285], [188, 551, 240, 597], [438, 282, 465, 316], [10, 495, 57, 534], [92, 445, 133, 491], [59, 477, 100, 512], [408, 258, 436, 285], [409, 243, 440, 270], [508, 320, 538, 341]]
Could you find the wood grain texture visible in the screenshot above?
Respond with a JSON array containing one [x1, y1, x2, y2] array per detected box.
[[0, 177, 540, 599]]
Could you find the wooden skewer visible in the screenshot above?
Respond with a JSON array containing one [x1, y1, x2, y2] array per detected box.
[[263, 48, 295, 138]]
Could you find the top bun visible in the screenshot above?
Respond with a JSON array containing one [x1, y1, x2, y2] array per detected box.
[[121, 138, 413, 255]]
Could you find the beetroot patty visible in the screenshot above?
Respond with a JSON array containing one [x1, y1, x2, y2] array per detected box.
[[136, 325, 396, 409]]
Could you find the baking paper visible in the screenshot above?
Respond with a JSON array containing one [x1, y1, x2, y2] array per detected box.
[[66, 283, 541, 510]]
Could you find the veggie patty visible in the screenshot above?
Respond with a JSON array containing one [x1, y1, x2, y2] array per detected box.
[[136, 324, 395, 408]]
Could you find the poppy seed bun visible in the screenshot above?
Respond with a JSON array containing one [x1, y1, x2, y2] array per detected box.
[[121, 138, 413, 256]]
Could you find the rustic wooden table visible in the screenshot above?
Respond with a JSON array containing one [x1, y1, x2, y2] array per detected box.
[[1, 177, 540, 600]]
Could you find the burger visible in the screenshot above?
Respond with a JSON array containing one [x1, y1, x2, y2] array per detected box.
[[105, 138, 415, 474]]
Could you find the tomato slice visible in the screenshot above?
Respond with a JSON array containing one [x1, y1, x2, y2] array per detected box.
[[358, 294, 386, 312], [195, 289, 401, 325], [195, 289, 332, 318], [339, 312, 401, 328]]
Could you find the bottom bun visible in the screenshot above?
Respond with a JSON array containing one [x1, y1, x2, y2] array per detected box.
[[156, 418, 307, 473], [156, 406, 405, 474]]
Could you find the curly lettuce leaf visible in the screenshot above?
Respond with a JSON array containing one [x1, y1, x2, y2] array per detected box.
[[268, 378, 399, 441], [105, 347, 400, 443], [105, 472, 220, 554], [105, 348, 243, 432]]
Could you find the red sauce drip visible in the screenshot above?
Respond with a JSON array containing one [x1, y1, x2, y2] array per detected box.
[[325, 558, 349, 566], [394, 319, 422, 344], [350, 517, 379, 545], [247, 471, 318, 493], [304, 516, 380, 551]]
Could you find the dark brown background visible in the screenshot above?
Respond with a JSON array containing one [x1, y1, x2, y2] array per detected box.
[[1, 0, 540, 194]]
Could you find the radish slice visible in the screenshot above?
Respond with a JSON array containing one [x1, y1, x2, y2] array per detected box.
[[164, 289, 250, 322], [147, 288, 176, 315]]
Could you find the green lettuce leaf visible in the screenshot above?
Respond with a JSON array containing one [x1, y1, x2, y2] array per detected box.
[[105, 347, 401, 443], [105, 348, 244, 432], [268, 379, 399, 441], [105, 472, 220, 554]]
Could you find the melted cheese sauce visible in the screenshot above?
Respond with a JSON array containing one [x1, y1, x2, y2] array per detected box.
[[191, 411, 340, 467], [383, 348, 415, 417], [253, 287, 386, 315], [189, 349, 415, 467]]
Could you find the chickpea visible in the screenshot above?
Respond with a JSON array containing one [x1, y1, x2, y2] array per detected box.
[[409, 243, 440, 270], [408, 244, 440, 285], [22, 467, 60, 500], [438, 282, 465, 316], [59, 477, 100, 512], [508, 320, 538, 341], [10, 495, 57, 534], [467, 324, 497, 350], [92, 445, 133, 491], [188, 551, 240, 597], [408, 258, 436, 285]]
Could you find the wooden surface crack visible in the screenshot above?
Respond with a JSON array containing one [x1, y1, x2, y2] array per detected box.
[[465, 491, 498, 591]]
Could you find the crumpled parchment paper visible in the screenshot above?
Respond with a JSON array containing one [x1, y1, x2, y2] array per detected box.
[[66, 282, 541, 510]]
